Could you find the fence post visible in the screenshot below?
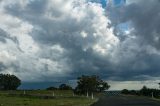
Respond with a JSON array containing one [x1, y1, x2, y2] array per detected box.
[[91, 92, 94, 99], [87, 91, 89, 98], [53, 91, 55, 97], [24, 90, 26, 95], [152, 92, 154, 98]]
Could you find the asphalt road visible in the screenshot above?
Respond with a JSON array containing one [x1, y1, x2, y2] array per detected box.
[[91, 95, 160, 106]]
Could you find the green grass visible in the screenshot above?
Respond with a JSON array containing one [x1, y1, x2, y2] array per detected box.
[[0, 90, 97, 106], [0, 90, 72, 94]]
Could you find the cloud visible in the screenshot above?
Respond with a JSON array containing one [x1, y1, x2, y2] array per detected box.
[[107, 0, 160, 80], [118, 0, 160, 49], [0, 0, 119, 82], [0, 0, 160, 83]]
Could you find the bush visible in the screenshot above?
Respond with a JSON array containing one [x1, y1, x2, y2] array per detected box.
[[46, 86, 58, 90], [59, 84, 72, 90], [121, 89, 129, 94]]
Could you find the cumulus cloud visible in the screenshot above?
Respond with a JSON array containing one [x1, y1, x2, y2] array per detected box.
[[0, 0, 160, 84], [0, 0, 119, 82]]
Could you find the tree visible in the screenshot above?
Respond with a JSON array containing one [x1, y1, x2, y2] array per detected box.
[[59, 84, 72, 90], [46, 86, 58, 90], [98, 79, 110, 92], [0, 74, 21, 90], [121, 89, 129, 94], [74, 75, 110, 95], [140, 86, 149, 96]]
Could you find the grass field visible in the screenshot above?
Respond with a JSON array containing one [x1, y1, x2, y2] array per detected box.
[[0, 90, 97, 106]]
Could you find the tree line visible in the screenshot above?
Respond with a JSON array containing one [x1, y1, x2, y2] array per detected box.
[[46, 84, 73, 90], [121, 86, 160, 98], [1, 73, 160, 98], [0, 74, 110, 95], [46, 75, 110, 95]]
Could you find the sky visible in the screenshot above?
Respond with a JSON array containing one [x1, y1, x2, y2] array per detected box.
[[0, 0, 160, 90]]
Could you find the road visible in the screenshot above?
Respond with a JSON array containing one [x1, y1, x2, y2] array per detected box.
[[91, 95, 160, 106]]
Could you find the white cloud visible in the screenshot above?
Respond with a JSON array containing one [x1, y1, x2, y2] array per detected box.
[[0, 51, 16, 65]]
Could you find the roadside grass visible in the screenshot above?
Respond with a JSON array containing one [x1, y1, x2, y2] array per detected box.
[[0, 90, 73, 96], [0, 90, 97, 106], [122, 94, 160, 102]]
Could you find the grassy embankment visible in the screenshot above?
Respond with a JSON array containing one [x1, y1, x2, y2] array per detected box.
[[0, 90, 97, 106]]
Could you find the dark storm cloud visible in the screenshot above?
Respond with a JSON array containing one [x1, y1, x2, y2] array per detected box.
[[105, 0, 160, 80], [0, 28, 19, 44], [115, 0, 160, 49], [0, 62, 7, 71], [0, 29, 8, 43]]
